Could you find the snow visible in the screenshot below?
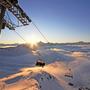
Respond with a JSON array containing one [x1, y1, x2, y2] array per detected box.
[[0, 44, 90, 90]]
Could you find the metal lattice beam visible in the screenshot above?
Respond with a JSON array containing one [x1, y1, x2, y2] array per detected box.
[[3, 19, 15, 30], [9, 5, 31, 25], [0, 0, 31, 26]]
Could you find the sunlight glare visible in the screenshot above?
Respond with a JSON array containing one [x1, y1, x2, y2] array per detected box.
[[25, 33, 39, 49]]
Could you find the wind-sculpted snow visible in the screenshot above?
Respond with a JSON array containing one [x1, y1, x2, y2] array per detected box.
[[0, 45, 32, 56], [0, 44, 90, 90]]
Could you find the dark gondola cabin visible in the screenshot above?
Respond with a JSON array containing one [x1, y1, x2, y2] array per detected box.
[[36, 60, 45, 67]]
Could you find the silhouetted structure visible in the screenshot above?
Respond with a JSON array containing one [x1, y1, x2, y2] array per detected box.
[[36, 60, 45, 67]]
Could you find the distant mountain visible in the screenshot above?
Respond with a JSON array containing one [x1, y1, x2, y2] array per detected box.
[[38, 41, 90, 46]]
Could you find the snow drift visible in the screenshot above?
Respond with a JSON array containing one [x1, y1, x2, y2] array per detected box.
[[0, 44, 90, 90]]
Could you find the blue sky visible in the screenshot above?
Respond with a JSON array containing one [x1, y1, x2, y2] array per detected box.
[[0, 0, 90, 44]]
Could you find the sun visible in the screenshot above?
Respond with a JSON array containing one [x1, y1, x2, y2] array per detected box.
[[30, 34, 38, 47], [25, 33, 39, 49]]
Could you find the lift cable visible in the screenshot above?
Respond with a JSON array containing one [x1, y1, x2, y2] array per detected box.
[[6, 11, 26, 43], [31, 21, 49, 43], [14, 30, 27, 43], [6, 11, 20, 28], [6, 11, 12, 23], [6, 11, 49, 44]]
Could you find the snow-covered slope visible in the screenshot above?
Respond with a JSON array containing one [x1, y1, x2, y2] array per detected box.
[[0, 45, 32, 56], [0, 44, 90, 90]]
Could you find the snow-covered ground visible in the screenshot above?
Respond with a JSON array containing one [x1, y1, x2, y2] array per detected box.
[[0, 44, 90, 90]]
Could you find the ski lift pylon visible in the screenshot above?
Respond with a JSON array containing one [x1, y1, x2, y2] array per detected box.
[[0, 0, 31, 33]]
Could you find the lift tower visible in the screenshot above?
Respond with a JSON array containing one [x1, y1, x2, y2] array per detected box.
[[0, 0, 31, 33]]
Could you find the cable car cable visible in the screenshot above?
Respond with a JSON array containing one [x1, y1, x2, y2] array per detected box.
[[14, 30, 27, 43], [31, 21, 49, 43], [6, 10, 49, 44]]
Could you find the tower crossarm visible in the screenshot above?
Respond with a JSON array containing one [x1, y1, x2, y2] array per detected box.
[[0, 0, 32, 26], [3, 19, 15, 30]]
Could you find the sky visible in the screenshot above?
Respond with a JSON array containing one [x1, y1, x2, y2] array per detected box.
[[0, 0, 90, 44]]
